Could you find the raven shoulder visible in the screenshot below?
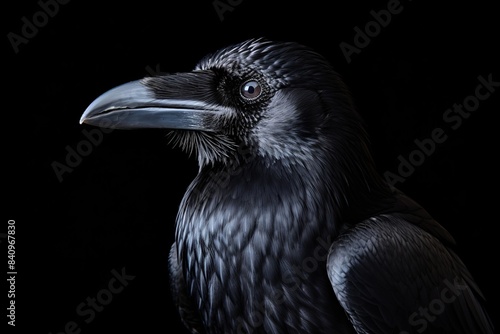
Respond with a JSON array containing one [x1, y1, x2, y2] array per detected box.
[[327, 206, 494, 334]]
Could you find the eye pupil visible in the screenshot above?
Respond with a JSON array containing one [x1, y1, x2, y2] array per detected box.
[[241, 80, 262, 100]]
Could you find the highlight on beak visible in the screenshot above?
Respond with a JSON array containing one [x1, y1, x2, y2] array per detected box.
[[80, 78, 218, 131]]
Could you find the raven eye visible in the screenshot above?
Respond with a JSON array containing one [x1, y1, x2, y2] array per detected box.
[[240, 80, 262, 100]]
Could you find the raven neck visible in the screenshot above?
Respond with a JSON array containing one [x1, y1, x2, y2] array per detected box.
[[182, 151, 392, 238], [179, 157, 342, 246]]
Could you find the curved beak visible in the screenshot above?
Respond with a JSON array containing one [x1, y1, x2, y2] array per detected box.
[[80, 71, 220, 131]]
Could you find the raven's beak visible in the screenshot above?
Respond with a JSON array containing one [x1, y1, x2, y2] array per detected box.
[[80, 72, 219, 131]]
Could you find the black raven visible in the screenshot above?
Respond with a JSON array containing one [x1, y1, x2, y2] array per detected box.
[[80, 38, 494, 334]]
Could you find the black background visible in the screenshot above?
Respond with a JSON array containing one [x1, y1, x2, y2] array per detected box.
[[5, 0, 499, 333]]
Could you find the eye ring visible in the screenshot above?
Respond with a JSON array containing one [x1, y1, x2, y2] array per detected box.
[[240, 80, 262, 100]]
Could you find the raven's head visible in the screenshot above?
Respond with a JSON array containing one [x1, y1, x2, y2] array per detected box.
[[81, 38, 386, 207]]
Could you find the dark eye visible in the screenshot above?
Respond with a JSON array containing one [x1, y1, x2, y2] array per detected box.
[[240, 80, 262, 100]]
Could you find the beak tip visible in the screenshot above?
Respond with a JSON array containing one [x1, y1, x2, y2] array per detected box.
[[80, 104, 97, 125]]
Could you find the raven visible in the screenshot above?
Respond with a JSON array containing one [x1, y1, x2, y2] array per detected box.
[[80, 39, 494, 333]]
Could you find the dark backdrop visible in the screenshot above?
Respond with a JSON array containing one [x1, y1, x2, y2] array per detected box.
[[5, 0, 498, 333]]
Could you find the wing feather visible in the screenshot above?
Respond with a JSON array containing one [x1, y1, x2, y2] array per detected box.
[[327, 215, 494, 334]]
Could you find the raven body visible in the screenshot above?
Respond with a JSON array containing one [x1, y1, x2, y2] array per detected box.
[[81, 39, 494, 333]]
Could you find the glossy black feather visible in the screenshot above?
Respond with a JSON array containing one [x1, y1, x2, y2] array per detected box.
[[327, 191, 494, 333]]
